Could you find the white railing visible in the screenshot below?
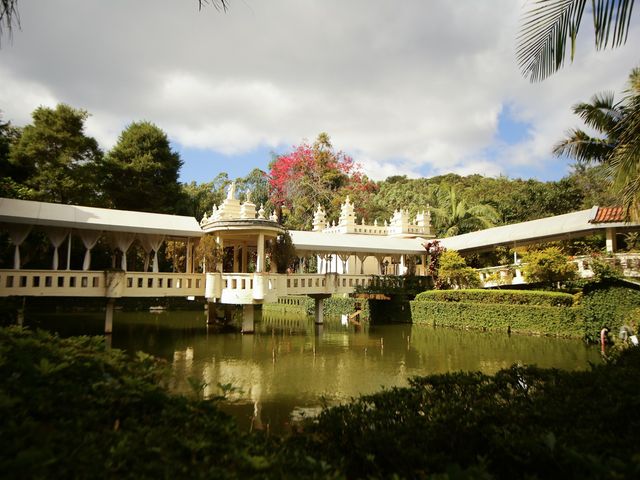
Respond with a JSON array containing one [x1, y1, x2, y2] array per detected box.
[[0, 270, 205, 298], [1, 268, 385, 304], [476, 253, 640, 287]]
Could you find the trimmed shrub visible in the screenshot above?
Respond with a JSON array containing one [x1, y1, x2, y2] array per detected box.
[[410, 301, 584, 337], [264, 295, 370, 319], [579, 281, 640, 342], [414, 289, 575, 307], [301, 348, 640, 480]]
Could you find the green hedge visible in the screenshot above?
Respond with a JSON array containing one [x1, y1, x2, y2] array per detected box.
[[414, 289, 575, 307], [410, 301, 584, 337], [579, 281, 640, 342], [264, 296, 370, 319]]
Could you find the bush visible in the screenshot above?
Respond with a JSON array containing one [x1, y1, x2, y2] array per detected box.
[[0, 327, 328, 479], [522, 247, 577, 286], [437, 250, 482, 289], [414, 289, 575, 307], [410, 301, 584, 337], [300, 347, 640, 479], [579, 281, 640, 342]]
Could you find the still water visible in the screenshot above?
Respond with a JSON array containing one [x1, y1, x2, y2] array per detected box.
[[25, 310, 601, 431]]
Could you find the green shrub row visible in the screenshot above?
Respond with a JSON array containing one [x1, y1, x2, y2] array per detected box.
[[414, 288, 575, 307], [302, 348, 640, 479], [579, 281, 640, 342], [410, 300, 584, 337], [4, 327, 640, 479], [263, 296, 370, 319]]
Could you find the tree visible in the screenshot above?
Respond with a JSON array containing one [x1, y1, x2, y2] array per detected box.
[[268, 133, 359, 229], [268, 231, 297, 273], [522, 246, 577, 286], [518, 0, 636, 82], [555, 68, 640, 215], [178, 173, 230, 220], [9, 104, 103, 205], [102, 121, 183, 213], [436, 250, 482, 289], [431, 185, 500, 237], [553, 91, 623, 165], [609, 68, 640, 216]]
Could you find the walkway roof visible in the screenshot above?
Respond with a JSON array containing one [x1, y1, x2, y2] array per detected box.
[[438, 207, 635, 253], [289, 230, 427, 255], [0, 198, 203, 237]]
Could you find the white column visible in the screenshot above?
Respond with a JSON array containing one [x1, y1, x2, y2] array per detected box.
[[241, 242, 248, 273], [186, 238, 192, 273], [233, 245, 239, 272], [216, 235, 224, 273], [606, 228, 617, 253], [66, 232, 72, 270], [257, 233, 265, 273]]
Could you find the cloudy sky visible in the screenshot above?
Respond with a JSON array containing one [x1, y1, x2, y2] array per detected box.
[[1, 0, 638, 184]]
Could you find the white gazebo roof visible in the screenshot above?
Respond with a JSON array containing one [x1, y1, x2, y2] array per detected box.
[[0, 198, 203, 237], [438, 207, 634, 253], [289, 230, 428, 255]]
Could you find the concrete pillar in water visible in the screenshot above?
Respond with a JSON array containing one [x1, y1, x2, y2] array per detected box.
[[105, 298, 115, 334], [314, 297, 324, 325], [206, 301, 217, 325], [242, 304, 255, 333]]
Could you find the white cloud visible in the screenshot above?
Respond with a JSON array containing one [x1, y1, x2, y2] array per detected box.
[[1, 0, 638, 181]]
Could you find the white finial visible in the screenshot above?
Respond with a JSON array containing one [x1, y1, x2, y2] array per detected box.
[[258, 204, 265, 219], [245, 190, 252, 203], [270, 210, 278, 222]]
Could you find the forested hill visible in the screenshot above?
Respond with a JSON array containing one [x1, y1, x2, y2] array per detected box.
[[0, 106, 616, 238]]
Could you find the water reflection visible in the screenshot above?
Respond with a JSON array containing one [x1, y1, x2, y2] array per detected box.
[[24, 310, 601, 432]]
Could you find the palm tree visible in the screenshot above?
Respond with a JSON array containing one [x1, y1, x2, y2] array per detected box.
[[431, 186, 501, 237], [553, 91, 622, 164], [609, 68, 640, 216], [555, 68, 640, 215], [518, 0, 636, 82]]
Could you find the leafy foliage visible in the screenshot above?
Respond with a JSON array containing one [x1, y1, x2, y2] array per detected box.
[[436, 250, 482, 289], [194, 234, 222, 272], [522, 247, 578, 286], [268, 231, 296, 273], [415, 288, 575, 307], [8, 104, 103, 205], [579, 280, 640, 341], [101, 121, 184, 213], [0, 327, 285, 479], [302, 347, 640, 479], [267, 133, 375, 229], [431, 185, 500, 237]]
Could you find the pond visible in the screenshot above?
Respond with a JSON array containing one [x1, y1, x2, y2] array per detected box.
[[24, 309, 601, 432]]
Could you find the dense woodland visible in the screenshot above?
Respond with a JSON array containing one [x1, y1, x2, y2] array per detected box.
[[0, 104, 617, 239]]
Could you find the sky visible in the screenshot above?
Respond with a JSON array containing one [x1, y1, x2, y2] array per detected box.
[[1, 0, 638, 184]]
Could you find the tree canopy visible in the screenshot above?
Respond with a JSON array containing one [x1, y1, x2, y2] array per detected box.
[[101, 121, 183, 213], [8, 104, 103, 205]]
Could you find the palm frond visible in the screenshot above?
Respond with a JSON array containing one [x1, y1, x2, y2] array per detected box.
[[517, 0, 587, 82], [593, 0, 636, 49], [517, 0, 635, 82], [553, 128, 615, 163], [0, 0, 19, 43], [573, 92, 621, 132]]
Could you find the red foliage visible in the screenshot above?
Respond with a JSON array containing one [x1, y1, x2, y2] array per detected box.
[[268, 140, 360, 208]]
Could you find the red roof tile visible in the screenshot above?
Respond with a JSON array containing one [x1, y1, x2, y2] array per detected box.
[[591, 206, 626, 223]]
